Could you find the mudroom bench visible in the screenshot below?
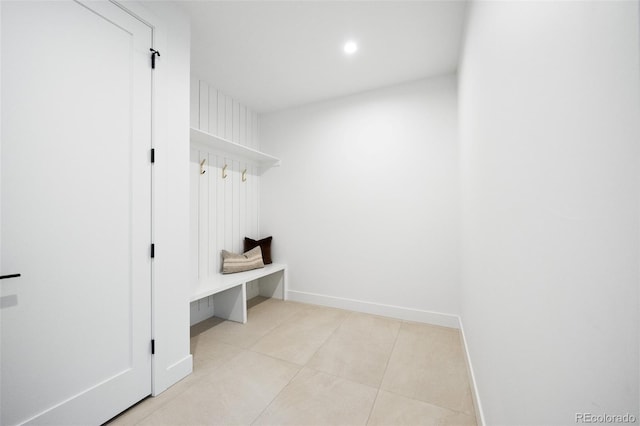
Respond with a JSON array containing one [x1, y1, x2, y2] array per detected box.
[[190, 263, 287, 323]]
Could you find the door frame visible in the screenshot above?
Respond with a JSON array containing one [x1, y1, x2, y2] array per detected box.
[[111, 0, 194, 396], [109, 0, 159, 393], [109, 0, 160, 393]]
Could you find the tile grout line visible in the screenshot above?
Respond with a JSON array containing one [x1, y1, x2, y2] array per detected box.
[[248, 309, 353, 425], [199, 300, 306, 352], [249, 365, 305, 425], [170, 301, 475, 425], [246, 308, 352, 366], [372, 321, 478, 422], [364, 319, 403, 425], [303, 309, 353, 363], [381, 388, 478, 420], [122, 375, 203, 426]]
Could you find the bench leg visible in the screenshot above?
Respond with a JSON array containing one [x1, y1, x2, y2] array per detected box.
[[258, 270, 285, 300], [213, 284, 247, 323]]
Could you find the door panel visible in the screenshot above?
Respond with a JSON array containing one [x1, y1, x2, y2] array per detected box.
[[1, 1, 152, 424]]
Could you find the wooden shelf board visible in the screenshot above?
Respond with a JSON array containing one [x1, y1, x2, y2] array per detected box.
[[190, 128, 281, 168]]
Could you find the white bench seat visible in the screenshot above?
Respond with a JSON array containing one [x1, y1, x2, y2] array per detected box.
[[190, 263, 287, 323]]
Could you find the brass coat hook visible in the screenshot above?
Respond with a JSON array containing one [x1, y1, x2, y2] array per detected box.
[[200, 159, 206, 174], [242, 169, 247, 182], [222, 164, 228, 179]]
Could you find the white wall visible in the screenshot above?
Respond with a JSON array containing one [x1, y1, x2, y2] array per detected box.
[[260, 76, 460, 323], [128, 1, 192, 395], [459, 1, 640, 424]]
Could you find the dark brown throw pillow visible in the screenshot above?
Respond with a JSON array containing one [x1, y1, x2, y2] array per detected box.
[[244, 236, 273, 264]]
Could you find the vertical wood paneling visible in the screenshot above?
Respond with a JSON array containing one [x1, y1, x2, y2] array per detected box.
[[245, 165, 253, 238], [217, 92, 226, 139], [232, 100, 240, 144], [225, 97, 233, 140], [239, 105, 247, 146], [208, 88, 218, 136], [190, 148, 200, 289], [191, 153, 260, 272], [216, 156, 225, 272], [232, 160, 241, 253], [191, 79, 264, 295], [198, 151, 209, 280], [208, 153, 217, 276], [246, 111, 253, 148], [224, 157, 233, 252], [252, 111, 259, 150], [198, 81, 209, 132], [247, 166, 258, 239], [254, 166, 260, 237], [190, 78, 199, 129], [238, 162, 247, 251]]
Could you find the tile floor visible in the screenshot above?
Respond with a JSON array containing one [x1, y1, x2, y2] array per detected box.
[[109, 297, 477, 426]]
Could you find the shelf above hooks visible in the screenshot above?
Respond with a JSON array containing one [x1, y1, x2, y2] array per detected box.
[[190, 128, 281, 169]]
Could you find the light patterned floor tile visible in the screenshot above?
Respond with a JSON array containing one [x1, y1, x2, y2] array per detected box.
[[110, 300, 478, 426], [307, 312, 401, 387], [138, 350, 300, 426], [381, 322, 475, 415], [193, 299, 306, 349], [367, 390, 477, 426], [250, 305, 349, 365], [253, 367, 378, 426], [107, 374, 197, 426]]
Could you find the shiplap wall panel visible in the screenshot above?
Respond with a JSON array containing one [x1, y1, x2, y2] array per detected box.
[[215, 156, 226, 273], [225, 97, 233, 141], [232, 100, 240, 144], [217, 92, 226, 139], [239, 105, 247, 146], [190, 297, 214, 326], [239, 162, 247, 254], [198, 152, 209, 281], [199, 81, 209, 132], [190, 78, 262, 310], [190, 79, 199, 129], [207, 153, 218, 276], [190, 152, 262, 271], [252, 111, 259, 150], [233, 161, 241, 253], [190, 148, 200, 284], [246, 111, 253, 148], [208, 88, 218, 136], [247, 166, 258, 239], [224, 157, 234, 253], [192, 77, 260, 148]]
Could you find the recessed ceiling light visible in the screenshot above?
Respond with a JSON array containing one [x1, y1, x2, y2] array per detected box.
[[344, 41, 358, 55]]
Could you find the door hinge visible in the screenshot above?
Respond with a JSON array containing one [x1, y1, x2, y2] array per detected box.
[[150, 48, 160, 69], [151, 339, 155, 355], [151, 148, 155, 164], [151, 244, 155, 259]]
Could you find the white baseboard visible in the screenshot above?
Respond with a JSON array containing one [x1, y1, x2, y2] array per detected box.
[[286, 290, 460, 329], [153, 354, 193, 396], [457, 317, 486, 426]]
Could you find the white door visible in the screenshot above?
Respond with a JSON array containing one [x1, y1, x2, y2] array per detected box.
[[1, 1, 153, 424]]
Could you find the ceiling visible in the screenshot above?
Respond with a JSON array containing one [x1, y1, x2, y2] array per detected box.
[[178, 1, 468, 113]]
